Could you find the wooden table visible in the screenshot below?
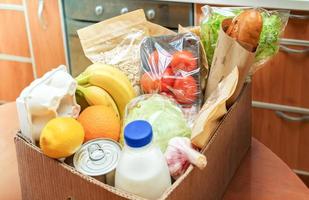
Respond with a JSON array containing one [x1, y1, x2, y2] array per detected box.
[[1, 102, 308, 200]]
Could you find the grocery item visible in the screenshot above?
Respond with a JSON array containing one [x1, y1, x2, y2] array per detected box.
[[77, 9, 174, 94], [172, 75, 198, 105], [76, 63, 136, 119], [178, 25, 209, 101], [115, 120, 171, 200], [226, 9, 263, 51], [76, 85, 119, 118], [251, 11, 289, 73], [200, 6, 289, 68], [123, 94, 191, 152], [165, 137, 207, 179], [16, 65, 80, 142], [192, 67, 238, 149], [140, 32, 202, 122], [78, 105, 120, 142], [40, 117, 84, 159], [205, 17, 255, 105], [75, 90, 89, 112], [73, 138, 121, 186]]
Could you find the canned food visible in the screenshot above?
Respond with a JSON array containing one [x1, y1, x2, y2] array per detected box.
[[73, 138, 121, 186]]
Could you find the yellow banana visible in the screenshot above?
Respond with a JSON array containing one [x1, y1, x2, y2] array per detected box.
[[76, 63, 118, 83], [77, 85, 120, 119], [83, 63, 114, 74], [77, 65, 136, 119]]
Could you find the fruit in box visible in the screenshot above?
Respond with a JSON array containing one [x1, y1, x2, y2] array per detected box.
[[40, 117, 84, 159], [76, 63, 136, 119], [78, 105, 120, 142]]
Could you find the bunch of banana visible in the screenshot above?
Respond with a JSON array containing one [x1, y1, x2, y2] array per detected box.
[[75, 63, 136, 119]]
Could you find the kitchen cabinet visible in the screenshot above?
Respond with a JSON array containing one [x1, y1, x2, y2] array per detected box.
[[0, 61, 34, 101], [0, 0, 66, 102], [194, 4, 309, 177], [0, 2, 32, 102], [25, 0, 66, 77], [252, 11, 309, 172]]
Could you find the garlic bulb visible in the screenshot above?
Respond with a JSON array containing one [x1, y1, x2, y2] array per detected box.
[[164, 137, 207, 179]]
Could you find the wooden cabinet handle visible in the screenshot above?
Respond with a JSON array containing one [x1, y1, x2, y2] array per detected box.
[[275, 111, 309, 122], [279, 39, 309, 54], [290, 14, 309, 20], [252, 101, 309, 115], [280, 45, 309, 54], [38, 0, 47, 29]]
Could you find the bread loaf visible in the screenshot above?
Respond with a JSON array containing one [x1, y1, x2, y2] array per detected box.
[[226, 9, 263, 51]]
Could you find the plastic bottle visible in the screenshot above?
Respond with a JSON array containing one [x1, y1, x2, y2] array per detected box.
[[115, 120, 171, 199]]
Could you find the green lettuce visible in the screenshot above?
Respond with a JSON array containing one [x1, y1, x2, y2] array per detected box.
[[123, 95, 191, 152], [201, 7, 241, 65], [255, 13, 283, 64]]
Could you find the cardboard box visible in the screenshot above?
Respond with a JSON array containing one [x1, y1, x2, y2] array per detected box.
[[14, 84, 251, 200]]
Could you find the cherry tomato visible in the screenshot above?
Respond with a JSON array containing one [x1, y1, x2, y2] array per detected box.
[[161, 67, 175, 92], [173, 76, 197, 104], [170, 50, 197, 72], [140, 73, 160, 93]]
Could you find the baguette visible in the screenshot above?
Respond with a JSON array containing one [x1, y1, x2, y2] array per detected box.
[[226, 9, 263, 51]]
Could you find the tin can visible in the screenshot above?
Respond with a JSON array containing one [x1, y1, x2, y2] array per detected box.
[[73, 138, 122, 186]]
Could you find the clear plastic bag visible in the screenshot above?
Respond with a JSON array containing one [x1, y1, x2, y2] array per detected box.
[[140, 32, 203, 123], [200, 5, 289, 73]]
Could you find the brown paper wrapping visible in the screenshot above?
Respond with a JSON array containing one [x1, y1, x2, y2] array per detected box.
[[191, 67, 238, 149], [77, 9, 174, 61], [205, 19, 255, 107]]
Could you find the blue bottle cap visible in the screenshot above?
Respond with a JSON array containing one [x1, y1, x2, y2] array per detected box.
[[124, 120, 153, 148]]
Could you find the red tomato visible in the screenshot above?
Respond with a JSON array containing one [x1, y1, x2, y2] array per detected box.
[[161, 67, 175, 92], [140, 73, 160, 93], [173, 76, 197, 104], [170, 50, 197, 72]]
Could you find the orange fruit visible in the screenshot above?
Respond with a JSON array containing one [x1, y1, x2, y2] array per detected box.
[[77, 105, 120, 142]]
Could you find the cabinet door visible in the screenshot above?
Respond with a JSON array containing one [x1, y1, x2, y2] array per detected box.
[[25, 0, 66, 77], [252, 11, 309, 171], [0, 61, 34, 101], [0, 6, 34, 101], [194, 4, 204, 25]]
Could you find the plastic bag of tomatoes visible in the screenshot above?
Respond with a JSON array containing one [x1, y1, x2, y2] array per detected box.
[[140, 32, 202, 124]]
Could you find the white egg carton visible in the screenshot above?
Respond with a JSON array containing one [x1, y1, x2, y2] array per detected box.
[[16, 65, 81, 143]]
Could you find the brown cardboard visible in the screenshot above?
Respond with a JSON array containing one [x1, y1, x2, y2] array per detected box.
[[15, 84, 251, 200]]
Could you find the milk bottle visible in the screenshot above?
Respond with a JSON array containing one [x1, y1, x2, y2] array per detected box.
[[115, 120, 171, 199]]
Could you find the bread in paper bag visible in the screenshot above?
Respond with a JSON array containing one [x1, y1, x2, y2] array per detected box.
[[191, 67, 238, 149], [205, 19, 255, 106]]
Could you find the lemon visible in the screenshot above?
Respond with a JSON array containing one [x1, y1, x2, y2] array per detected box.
[[40, 117, 85, 159]]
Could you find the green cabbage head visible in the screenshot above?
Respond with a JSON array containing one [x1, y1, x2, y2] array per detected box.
[[122, 94, 191, 152]]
